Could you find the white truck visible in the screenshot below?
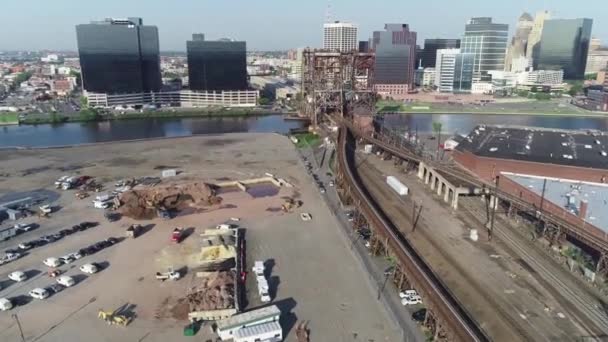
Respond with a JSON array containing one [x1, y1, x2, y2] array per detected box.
[[0, 226, 17, 241], [252, 261, 265, 276], [256, 276, 271, 303], [54, 176, 69, 188]]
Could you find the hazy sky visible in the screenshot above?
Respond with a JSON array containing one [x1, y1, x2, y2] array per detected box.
[[1, 0, 607, 51]]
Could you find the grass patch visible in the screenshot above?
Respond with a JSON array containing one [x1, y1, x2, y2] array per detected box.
[[0, 112, 19, 124], [293, 133, 321, 149]]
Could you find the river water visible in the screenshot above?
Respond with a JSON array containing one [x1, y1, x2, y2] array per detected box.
[[0, 113, 607, 148], [0, 115, 307, 148]]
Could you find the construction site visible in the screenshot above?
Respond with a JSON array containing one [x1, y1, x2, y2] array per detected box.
[[0, 133, 401, 342]]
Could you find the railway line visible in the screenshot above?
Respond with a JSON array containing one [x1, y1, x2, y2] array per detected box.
[[459, 196, 608, 338], [337, 128, 489, 341], [340, 117, 608, 254]]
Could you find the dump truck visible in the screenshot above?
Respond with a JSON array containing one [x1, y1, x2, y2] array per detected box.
[[126, 224, 142, 238]]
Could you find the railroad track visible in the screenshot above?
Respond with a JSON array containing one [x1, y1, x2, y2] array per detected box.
[[354, 156, 537, 341], [338, 128, 489, 342], [339, 118, 608, 254], [459, 196, 608, 338]]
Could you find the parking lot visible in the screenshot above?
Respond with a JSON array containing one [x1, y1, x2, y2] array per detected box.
[[0, 134, 401, 341]]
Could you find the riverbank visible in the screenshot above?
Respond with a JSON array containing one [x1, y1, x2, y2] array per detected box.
[[376, 99, 607, 117], [0, 112, 19, 125], [15, 108, 295, 125]]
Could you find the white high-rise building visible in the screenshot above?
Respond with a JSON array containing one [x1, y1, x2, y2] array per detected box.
[[435, 49, 460, 92], [323, 21, 357, 52]]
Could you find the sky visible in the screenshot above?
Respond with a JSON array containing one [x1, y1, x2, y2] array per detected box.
[[0, 0, 607, 51]]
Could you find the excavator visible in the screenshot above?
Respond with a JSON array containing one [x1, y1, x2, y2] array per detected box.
[[98, 309, 130, 326]]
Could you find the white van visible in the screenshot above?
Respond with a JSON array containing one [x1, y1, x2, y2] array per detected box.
[[80, 263, 99, 274], [8, 271, 27, 282], [56, 276, 75, 287], [0, 298, 13, 311], [43, 257, 62, 267], [216, 223, 237, 230]]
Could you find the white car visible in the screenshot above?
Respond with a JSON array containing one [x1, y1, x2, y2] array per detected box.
[[216, 223, 238, 230], [69, 252, 83, 260], [401, 296, 423, 306], [0, 298, 13, 311], [43, 257, 62, 267], [59, 255, 75, 264], [8, 271, 27, 282], [300, 213, 312, 221], [80, 263, 99, 274], [14, 223, 35, 232], [29, 288, 50, 300], [56, 276, 75, 287], [399, 290, 419, 298], [329, 180, 335, 187]]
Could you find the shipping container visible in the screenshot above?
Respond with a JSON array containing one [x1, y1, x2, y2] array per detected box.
[[386, 176, 408, 196]]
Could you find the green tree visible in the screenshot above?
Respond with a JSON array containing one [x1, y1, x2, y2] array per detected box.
[[568, 83, 583, 96], [79, 96, 88, 108], [258, 97, 271, 105], [530, 86, 538, 93]]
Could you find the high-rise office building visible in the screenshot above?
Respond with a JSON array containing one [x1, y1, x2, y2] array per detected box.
[[76, 17, 161, 94], [535, 18, 593, 79], [323, 21, 357, 52], [187, 34, 247, 91], [419, 39, 460, 68], [371, 24, 417, 94], [435, 48, 474, 93], [461, 17, 509, 82], [526, 11, 551, 60], [505, 13, 534, 71]]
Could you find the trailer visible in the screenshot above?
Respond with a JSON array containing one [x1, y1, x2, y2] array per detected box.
[[386, 176, 409, 196], [0, 227, 17, 241]]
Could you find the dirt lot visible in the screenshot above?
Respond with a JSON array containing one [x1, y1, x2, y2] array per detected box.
[[0, 134, 400, 342]]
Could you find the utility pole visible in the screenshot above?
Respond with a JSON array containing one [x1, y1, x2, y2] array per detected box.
[[539, 178, 547, 213], [412, 202, 423, 232], [489, 176, 500, 241], [12, 314, 25, 342]]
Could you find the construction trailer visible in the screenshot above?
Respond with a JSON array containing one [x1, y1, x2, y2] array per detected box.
[[216, 305, 282, 341]]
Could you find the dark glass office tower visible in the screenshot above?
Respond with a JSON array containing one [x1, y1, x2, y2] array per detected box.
[[187, 34, 247, 91], [461, 17, 508, 82], [535, 18, 593, 80], [371, 24, 417, 88], [420, 39, 461, 68], [76, 18, 161, 94], [453, 53, 475, 93]]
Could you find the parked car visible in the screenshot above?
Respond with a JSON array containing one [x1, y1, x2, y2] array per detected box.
[[59, 255, 75, 264], [29, 288, 50, 299], [0, 298, 13, 311], [8, 271, 27, 282], [14, 223, 36, 232], [18, 242, 32, 250], [43, 257, 62, 267], [59, 229, 73, 236], [40, 235, 57, 243], [56, 276, 75, 287], [412, 309, 427, 323], [47, 283, 65, 294], [51, 233, 64, 240], [80, 222, 97, 229], [80, 263, 99, 274], [106, 237, 119, 245]]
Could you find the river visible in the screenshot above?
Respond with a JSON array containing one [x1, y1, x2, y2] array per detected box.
[[0, 113, 607, 148]]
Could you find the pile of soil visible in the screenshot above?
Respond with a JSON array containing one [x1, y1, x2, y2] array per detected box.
[[187, 271, 235, 311], [119, 182, 222, 220]]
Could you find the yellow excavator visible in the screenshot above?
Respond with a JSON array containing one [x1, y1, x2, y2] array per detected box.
[[98, 309, 130, 326]]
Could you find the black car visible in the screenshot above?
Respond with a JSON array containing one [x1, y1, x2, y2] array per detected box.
[[4, 248, 20, 254], [357, 228, 372, 240], [40, 235, 57, 243], [59, 229, 73, 236], [51, 233, 64, 240], [47, 283, 65, 294], [412, 309, 427, 323], [30, 239, 47, 247], [78, 248, 89, 256], [80, 222, 98, 229], [96, 241, 112, 249], [106, 237, 119, 245]]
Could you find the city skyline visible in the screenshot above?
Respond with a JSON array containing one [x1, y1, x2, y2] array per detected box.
[[0, 0, 607, 51]]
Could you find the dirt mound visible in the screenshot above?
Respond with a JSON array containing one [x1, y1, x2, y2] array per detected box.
[[187, 271, 235, 311], [119, 182, 222, 220]]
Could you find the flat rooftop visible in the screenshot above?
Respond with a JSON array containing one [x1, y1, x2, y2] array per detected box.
[[456, 125, 608, 169], [504, 173, 608, 233]]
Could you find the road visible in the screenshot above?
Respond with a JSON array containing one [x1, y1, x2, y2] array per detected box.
[[298, 141, 426, 342]]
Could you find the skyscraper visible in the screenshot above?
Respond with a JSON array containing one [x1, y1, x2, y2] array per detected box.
[[535, 18, 593, 79], [526, 11, 551, 61], [435, 49, 459, 92], [460, 17, 509, 82], [76, 17, 161, 94], [420, 39, 461, 68], [323, 21, 357, 52], [371, 24, 417, 94], [187, 34, 247, 91], [505, 13, 534, 71]]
